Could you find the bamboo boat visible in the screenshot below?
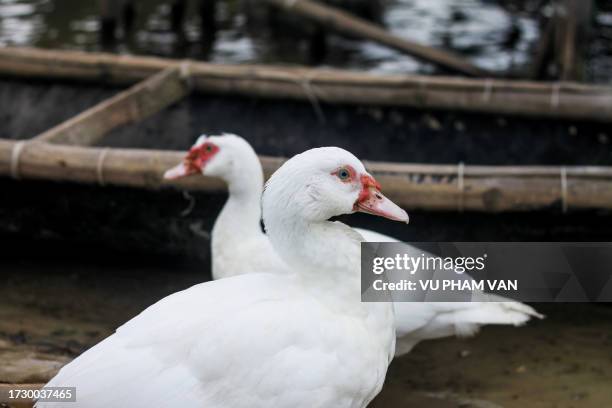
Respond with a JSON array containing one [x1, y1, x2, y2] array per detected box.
[[0, 46, 611, 259]]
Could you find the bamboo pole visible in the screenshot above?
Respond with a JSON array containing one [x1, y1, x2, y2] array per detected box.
[[263, 0, 490, 77], [1, 140, 611, 212], [34, 67, 190, 145], [1, 47, 611, 122]]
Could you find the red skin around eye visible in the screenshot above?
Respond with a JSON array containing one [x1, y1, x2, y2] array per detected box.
[[185, 143, 219, 172]]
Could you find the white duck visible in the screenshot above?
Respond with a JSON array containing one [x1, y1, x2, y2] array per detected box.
[[166, 133, 287, 278], [166, 134, 542, 356], [38, 147, 407, 408]]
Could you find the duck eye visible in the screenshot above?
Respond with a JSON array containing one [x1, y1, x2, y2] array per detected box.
[[337, 167, 350, 181], [205, 145, 213, 152]]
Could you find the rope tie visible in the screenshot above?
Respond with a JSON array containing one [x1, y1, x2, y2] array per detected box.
[[457, 161, 465, 212], [482, 78, 493, 102], [10, 141, 27, 179], [179, 61, 191, 79], [179, 61, 193, 90], [96, 148, 110, 186], [181, 190, 196, 217], [551, 83, 561, 109], [560, 166, 568, 213], [298, 73, 326, 124]]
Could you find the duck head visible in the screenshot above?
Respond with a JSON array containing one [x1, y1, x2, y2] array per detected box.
[[163, 134, 263, 190], [262, 147, 408, 224]]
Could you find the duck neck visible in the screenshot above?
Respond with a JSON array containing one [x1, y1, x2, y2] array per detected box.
[[266, 215, 363, 300], [211, 162, 265, 276], [215, 184, 263, 239]]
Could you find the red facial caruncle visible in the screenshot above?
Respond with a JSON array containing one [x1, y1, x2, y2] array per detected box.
[[357, 174, 381, 204], [163, 141, 219, 180], [184, 142, 219, 174]]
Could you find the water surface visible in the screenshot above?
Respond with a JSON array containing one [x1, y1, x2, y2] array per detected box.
[[0, 0, 544, 76]]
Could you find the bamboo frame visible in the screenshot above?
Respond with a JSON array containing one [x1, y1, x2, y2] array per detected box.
[[2, 47, 612, 122], [34, 66, 190, 145], [1, 139, 611, 212], [1, 47, 611, 212]]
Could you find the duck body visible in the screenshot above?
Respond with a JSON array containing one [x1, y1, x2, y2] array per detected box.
[[39, 273, 391, 408]]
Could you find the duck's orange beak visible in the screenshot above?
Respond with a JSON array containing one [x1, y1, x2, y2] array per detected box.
[[354, 174, 409, 223]]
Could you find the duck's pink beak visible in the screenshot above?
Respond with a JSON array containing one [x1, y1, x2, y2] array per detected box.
[[354, 175, 409, 223], [163, 162, 197, 180]]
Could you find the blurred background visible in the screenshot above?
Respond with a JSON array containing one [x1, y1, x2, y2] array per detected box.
[[1, 1, 612, 407]]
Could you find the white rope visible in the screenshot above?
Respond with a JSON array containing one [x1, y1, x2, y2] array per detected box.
[[181, 190, 196, 217], [96, 148, 110, 186], [457, 161, 465, 212], [551, 82, 561, 109], [299, 73, 326, 124], [482, 78, 493, 102], [10, 141, 26, 180], [560, 166, 568, 213], [179, 61, 191, 79], [176, 61, 193, 91]]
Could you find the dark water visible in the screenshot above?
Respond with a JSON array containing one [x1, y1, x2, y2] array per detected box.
[[2, 1, 612, 80], [0, 0, 544, 75]]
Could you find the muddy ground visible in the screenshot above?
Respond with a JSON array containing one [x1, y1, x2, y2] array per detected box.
[[0, 257, 611, 408]]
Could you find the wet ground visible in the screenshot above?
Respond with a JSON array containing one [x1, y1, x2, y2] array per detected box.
[[1, 257, 611, 407], [1, 0, 611, 81]]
